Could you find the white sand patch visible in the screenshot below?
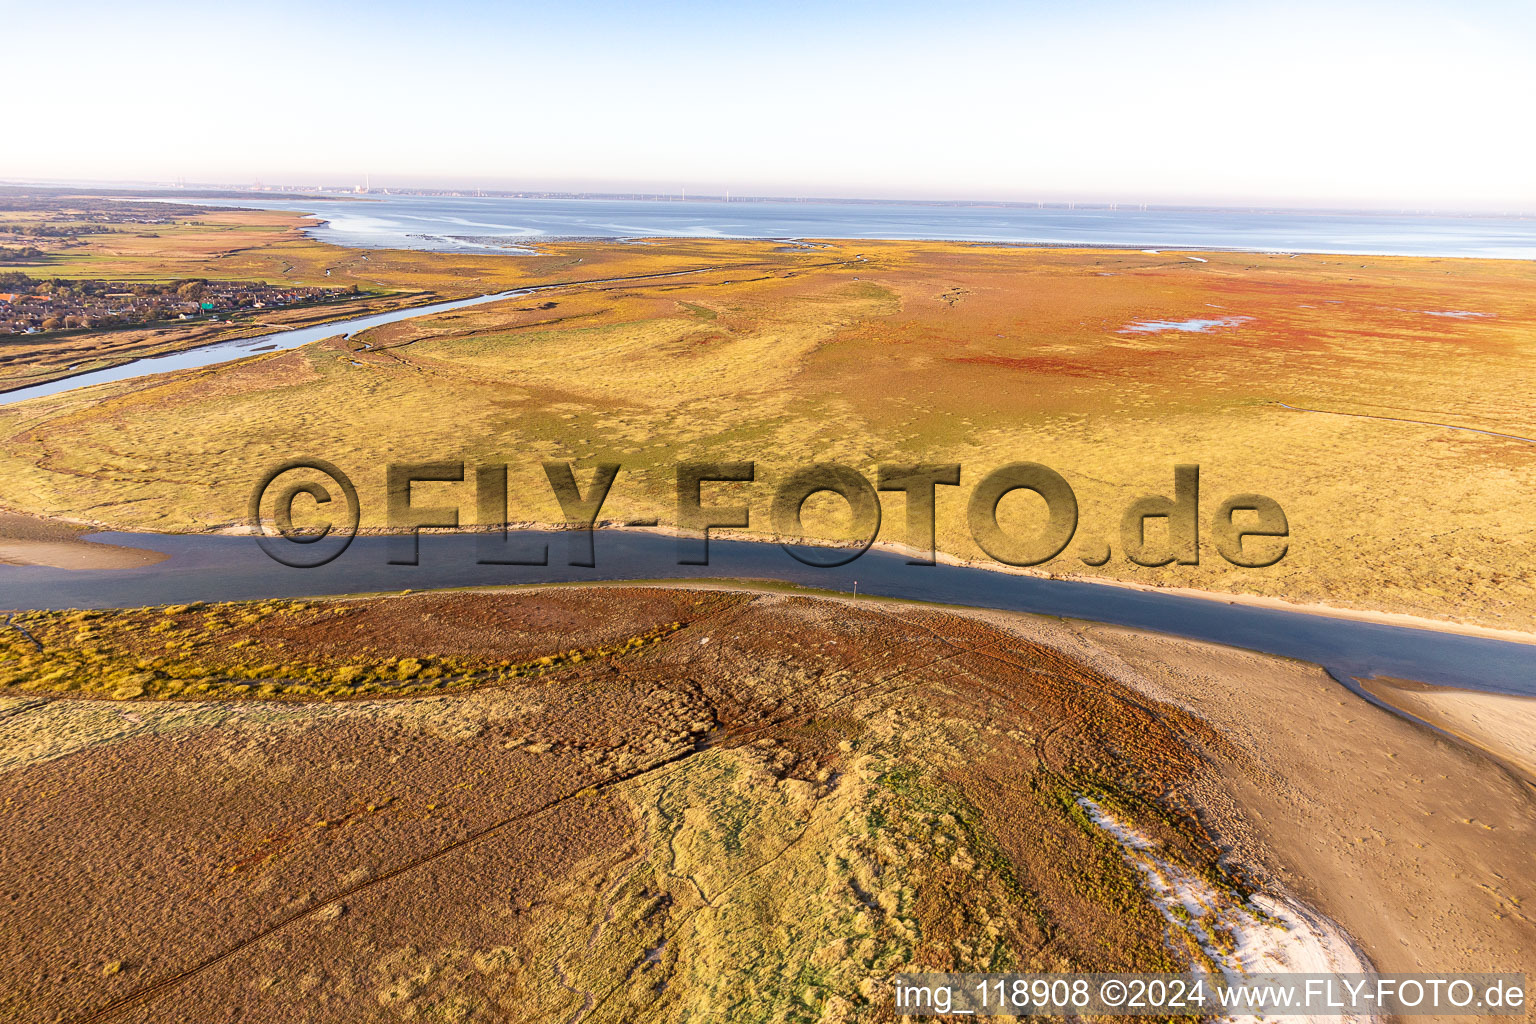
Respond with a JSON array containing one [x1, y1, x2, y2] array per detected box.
[[1078, 797, 1375, 1023], [1118, 315, 1252, 334]]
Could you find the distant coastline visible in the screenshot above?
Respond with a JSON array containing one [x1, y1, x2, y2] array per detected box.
[[52, 187, 1536, 260]]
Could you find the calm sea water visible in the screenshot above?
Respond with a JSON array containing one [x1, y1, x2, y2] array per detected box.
[[192, 193, 1536, 259]]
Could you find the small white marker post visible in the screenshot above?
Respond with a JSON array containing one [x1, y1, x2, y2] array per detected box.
[[853, 580, 858, 598]]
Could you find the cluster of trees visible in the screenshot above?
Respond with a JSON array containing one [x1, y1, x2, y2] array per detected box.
[[1, 273, 221, 300], [0, 223, 118, 238]]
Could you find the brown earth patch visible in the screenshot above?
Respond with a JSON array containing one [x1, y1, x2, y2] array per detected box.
[[0, 587, 1243, 1023]]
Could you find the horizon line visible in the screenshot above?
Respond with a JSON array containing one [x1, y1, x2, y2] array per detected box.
[[3, 177, 1534, 220]]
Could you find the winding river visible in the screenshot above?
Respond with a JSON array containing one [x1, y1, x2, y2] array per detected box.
[[0, 290, 529, 406], [0, 265, 736, 407], [2, 530, 1532, 696]]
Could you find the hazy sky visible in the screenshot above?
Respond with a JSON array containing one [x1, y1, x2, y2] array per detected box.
[[9, 0, 1534, 209]]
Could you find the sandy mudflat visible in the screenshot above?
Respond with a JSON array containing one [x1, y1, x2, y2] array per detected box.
[[1361, 676, 1536, 783], [0, 513, 165, 570], [1055, 620, 1536, 976]]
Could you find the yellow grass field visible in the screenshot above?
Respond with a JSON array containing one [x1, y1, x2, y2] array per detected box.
[[4, 202, 1536, 631]]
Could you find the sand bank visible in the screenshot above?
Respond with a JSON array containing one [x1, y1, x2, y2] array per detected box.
[[0, 513, 165, 570], [1361, 676, 1536, 783], [1059, 621, 1535, 976]]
